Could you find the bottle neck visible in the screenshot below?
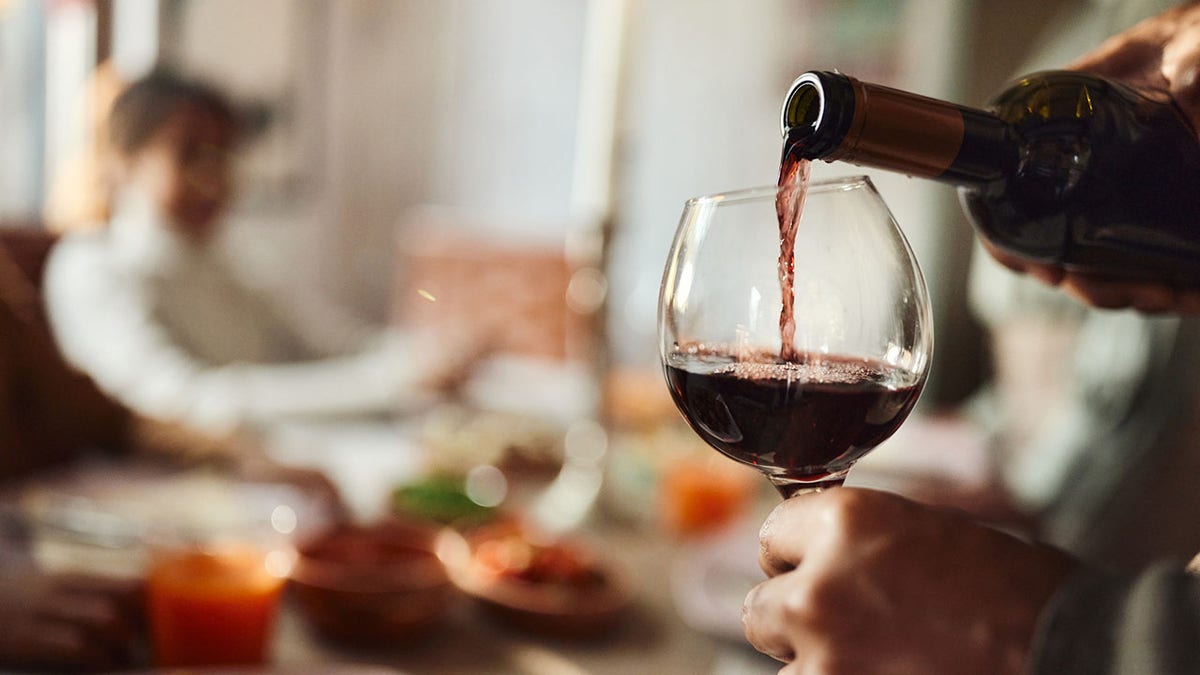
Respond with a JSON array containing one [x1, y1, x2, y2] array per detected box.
[[782, 72, 1011, 184]]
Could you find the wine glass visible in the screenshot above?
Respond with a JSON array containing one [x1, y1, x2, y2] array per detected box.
[[659, 177, 933, 498]]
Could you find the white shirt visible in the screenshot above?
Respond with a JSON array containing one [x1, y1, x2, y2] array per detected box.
[[44, 192, 428, 434]]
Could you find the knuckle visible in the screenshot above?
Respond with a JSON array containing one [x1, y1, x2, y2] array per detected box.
[[779, 584, 818, 625], [824, 488, 876, 534], [806, 577, 842, 617], [779, 576, 838, 626]]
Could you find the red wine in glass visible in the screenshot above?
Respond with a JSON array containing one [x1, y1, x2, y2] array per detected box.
[[665, 345, 923, 497]]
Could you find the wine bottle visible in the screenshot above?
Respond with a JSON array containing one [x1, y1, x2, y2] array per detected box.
[[780, 70, 1200, 285]]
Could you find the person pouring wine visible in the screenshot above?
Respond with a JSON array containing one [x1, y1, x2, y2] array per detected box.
[[742, 3, 1200, 674]]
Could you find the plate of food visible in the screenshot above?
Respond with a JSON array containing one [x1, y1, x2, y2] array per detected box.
[[290, 519, 458, 645], [437, 519, 629, 637]]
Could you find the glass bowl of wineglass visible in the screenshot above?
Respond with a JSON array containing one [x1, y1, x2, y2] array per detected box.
[[658, 176, 933, 498]]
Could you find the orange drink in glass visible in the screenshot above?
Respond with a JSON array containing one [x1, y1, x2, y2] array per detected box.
[[147, 543, 289, 666]]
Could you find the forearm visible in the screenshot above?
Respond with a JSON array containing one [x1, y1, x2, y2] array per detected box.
[[221, 348, 426, 423], [111, 347, 423, 434]]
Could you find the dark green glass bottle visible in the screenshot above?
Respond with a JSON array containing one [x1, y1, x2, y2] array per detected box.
[[782, 70, 1200, 285]]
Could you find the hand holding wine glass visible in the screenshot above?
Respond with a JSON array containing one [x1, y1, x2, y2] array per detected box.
[[742, 488, 1076, 674], [659, 177, 932, 497]]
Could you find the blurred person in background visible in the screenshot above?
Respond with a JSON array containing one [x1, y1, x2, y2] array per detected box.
[[743, 4, 1200, 674], [44, 70, 480, 437], [0, 234, 341, 672]]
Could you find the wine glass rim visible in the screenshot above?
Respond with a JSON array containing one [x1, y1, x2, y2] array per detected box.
[[685, 176, 872, 206]]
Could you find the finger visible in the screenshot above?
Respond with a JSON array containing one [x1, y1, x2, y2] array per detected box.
[[1174, 290, 1200, 314], [1069, 7, 1177, 84], [980, 240, 1031, 274], [757, 491, 836, 577], [1071, 35, 1166, 82], [980, 240, 1187, 313], [980, 241, 1067, 286], [1162, 15, 1200, 127], [1129, 284, 1178, 314], [1059, 273, 1136, 309], [1024, 262, 1067, 288], [753, 494, 811, 571], [1059, 273, 1176, 311], [742, 576, 801, 663]]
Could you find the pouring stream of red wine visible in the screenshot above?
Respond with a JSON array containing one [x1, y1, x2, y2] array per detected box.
[[776, 134, 811, 362]]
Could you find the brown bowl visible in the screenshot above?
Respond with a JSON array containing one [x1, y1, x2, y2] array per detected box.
[[290, 519, 456, 645], [437, 521, 629, 638]]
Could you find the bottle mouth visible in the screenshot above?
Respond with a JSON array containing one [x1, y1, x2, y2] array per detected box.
[[781, 72, 826, 138]]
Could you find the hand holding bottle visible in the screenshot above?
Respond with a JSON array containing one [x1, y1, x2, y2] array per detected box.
[[782, 4, 1200, 311], [982, 239, 1200, 313], [1002, 4, 1200, 313]]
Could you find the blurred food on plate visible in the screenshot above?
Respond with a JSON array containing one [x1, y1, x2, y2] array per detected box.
[[438, 518, 629, 638], [419, 406, 565, 481], [291, 519, 456, 646], [390, 475, 500, 527]]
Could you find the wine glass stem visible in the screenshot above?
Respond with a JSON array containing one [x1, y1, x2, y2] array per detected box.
[[772, 478, 846, 499]]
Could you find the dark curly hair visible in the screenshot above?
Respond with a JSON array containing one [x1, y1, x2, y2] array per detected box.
[[108, 70, 237, 156]]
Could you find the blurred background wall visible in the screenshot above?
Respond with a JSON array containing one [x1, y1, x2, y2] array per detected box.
[[0, 0, 1091, 408]]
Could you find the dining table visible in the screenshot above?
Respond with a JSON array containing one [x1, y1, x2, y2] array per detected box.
[[0, 403, 1008, 675]]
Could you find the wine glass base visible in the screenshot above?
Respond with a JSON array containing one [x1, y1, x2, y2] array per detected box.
[[770, 477, 847, 499]]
